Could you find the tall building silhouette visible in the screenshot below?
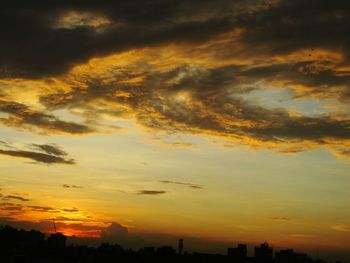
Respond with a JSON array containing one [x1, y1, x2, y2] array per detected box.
[[255, 242, 273, 263], [178, 238, 184, 255]]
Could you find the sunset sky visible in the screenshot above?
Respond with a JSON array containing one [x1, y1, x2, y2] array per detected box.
[[1, 0, 350, 260]]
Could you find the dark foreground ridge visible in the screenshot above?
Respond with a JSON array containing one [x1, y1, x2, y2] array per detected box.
[[0, 225, 346, 263]]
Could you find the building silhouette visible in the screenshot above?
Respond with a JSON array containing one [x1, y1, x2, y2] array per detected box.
[[255, 242, 273, 263], [47, 232, 67, 248], [178, 238, 184, 255], [139, 246, 155, 257], [228, 243, 247, 261], [0, 225, 346, 263], [276, 249, 312, 263], [156, 246, 177, 257]]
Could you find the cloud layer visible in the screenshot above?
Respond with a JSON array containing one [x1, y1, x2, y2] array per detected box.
[[1, 0, 350, 157]]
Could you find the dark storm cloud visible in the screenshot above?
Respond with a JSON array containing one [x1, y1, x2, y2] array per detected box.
[[237, 0, 350, 57], [159, 180, 203, 189], [1, 0, 350, 86], [1, 0, 350, 157], [0, 0, 253, 78], [137, 190, 167, 195], [0, 142, 75, 165], [228, 0, 350, 100]]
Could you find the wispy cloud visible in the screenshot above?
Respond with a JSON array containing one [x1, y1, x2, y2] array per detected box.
[[137, 190, 167, 195], [0, 100, 94, 134], [62, 184, 83, 189], [159, 180, 203, 189], [27, 205, 59, 213], [331, 224, 350, 233], [0, 142, 76, 165], [0, 203, 23, 211], [31, 144, 68, 156], [62, 207, 79, 213], [3, 195, 30, 202]]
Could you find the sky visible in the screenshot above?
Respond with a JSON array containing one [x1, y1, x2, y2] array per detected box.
[[0, 0, 350, 261]]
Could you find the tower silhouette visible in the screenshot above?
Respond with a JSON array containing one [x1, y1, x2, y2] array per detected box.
[[178, 238, 184, 255]]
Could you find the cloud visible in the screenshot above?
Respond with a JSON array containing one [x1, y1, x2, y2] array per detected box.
[[237, 61, 350, 102], [62, 207, 79, 213], [0, 149, 76, 164], [27, 205, 59, 213], [0, 0, 250, 78], [159, 180, 203, 189], [137, 190, 167, 195], [31, 144, 68, 156], [100, 222, 128, 243], [0, 217, 105, 238], [34, 59, 350, 158], [331, 224, 350, 233], [34, 56, 350, 155], [52, 216, 91, 223], [0, 199, 86, 218], [0, 203, 23, 211], [236, 0, 350, 59], [62, 184, 83, 189], [0, 140, 11, 148], [0, 100, 94, 134], [0, 196, 93, 231], [3, 195, 30, 202], [1, 0, 350, 159], [0, 142, 76, 165], [150, 136, 196, 148]]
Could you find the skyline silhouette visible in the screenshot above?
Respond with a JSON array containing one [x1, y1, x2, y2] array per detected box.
[[1, 225, 347, 263]]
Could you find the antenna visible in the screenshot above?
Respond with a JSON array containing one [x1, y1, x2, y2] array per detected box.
[[52, 218, 57, 233]]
